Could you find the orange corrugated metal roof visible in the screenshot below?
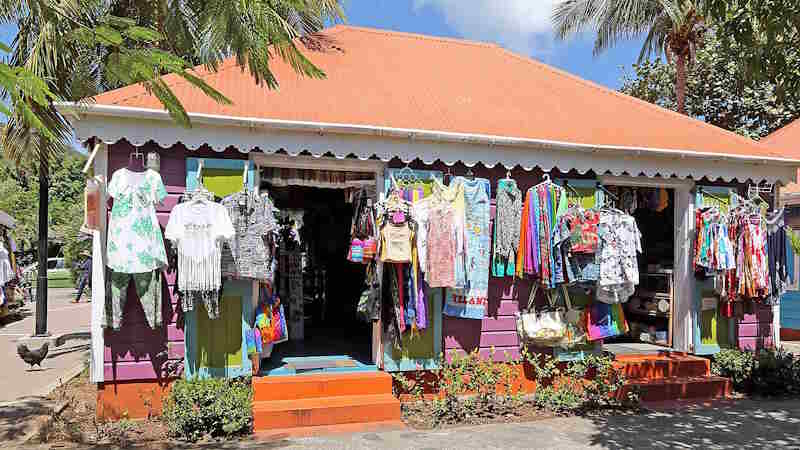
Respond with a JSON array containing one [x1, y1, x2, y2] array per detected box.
[[765, 121, 800, 197], [92, 25, 785, 159]]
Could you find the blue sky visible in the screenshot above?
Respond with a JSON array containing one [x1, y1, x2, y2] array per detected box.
[[344, 0, 646, 89], [0, 1, 645, 90]]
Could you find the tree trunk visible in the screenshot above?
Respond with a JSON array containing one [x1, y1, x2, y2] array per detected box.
[[34, 156, 48, 336], [675, 52, 687, 115]]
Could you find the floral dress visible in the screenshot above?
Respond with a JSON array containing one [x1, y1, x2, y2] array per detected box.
[[106, 168, 168, 273]]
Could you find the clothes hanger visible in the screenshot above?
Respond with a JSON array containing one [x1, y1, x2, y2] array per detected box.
[[128, 148, 146, 172], [533, 173, 552, 189], [464, 168, 475, 180], [189, 159, 213, 202]]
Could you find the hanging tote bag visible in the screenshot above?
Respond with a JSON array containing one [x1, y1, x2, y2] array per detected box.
[[585, 301, 628, 341], [558, 286, 589, 348], [515, 284, 568, 347]]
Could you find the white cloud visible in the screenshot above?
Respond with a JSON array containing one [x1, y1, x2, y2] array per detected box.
[[412, 0, 561, 57]]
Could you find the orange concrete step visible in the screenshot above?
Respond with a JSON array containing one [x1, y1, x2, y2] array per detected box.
[[614, 355, 710, 380], [619, 376, 731, 403], [253, 394, 401, 430], [252, 372, 393, 402]]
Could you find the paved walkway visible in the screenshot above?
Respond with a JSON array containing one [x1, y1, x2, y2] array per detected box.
[[0, 288, 90, 403], [252, 399, 800, 449]]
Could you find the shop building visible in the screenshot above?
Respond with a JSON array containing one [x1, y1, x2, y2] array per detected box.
[[59, 26, 798, 428]]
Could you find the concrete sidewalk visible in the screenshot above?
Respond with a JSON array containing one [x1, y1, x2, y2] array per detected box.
[[0, 288, 90, 403], [262, 398, 800, 449]]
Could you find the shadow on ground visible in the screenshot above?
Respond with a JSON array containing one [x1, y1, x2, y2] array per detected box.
[[0, 397, 50, 442], [586, 399, 800, 449]]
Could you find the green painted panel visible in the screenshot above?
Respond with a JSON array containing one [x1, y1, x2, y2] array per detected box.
[[196, 297, 243, 369], [391, 294, 436, 361], [202, 168, 245, 198]]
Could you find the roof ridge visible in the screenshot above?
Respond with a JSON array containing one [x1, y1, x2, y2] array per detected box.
[[491, 45, 780, 157], [762, 118, 800, 145], [334, 24, 499, 49]]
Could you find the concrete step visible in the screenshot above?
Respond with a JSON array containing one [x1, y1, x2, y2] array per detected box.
[[252, 393, 401, 431], [619, 376, 731, 403], [252, 371, 393, 402], [614, 354, 710, 381]]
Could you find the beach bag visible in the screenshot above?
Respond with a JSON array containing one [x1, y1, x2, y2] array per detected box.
[[516, 284, 567, 347], [558, 286, 589, 348], [585, 302, 628, 341]]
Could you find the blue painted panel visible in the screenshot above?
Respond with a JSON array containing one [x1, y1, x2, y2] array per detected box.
[[781, 291, 800, 329]]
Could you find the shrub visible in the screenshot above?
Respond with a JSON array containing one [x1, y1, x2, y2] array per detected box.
[[523, 347, 636, 414], [712, 348, 800, 396], [162, 377, 253, 442], [393, 348, 524, 427], [711, 348, 756, 391]]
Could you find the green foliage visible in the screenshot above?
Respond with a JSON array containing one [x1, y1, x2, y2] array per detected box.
[[620, 32, 800, 139], [712, 348, 800, 396], [0, 154, 86, 256], [393, 349, 524, 427], [523, 346, 636, 415], [162, 377, 253, 442], [704, 0, 800, 99]]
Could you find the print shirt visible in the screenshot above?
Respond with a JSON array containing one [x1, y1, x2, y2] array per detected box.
[[221, 190, 279, 281], [165, 200, 235, 292], [106, 168, 168, 273]]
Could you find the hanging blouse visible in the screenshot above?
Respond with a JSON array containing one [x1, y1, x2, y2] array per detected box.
[[766, 208, 788, 305], [492, 179, 522, 277], [596, 211, 642, 304], [432, 178, 466, 288], [426, 203, 458, 288]]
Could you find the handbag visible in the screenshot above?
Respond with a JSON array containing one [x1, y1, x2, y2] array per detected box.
[[585, 302, 628, 341], [558, 285, 589, 348], [516, 284, 567, 347]]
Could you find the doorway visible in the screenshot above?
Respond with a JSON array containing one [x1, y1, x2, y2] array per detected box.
[[250, 155, 385, 375], [602, 184, 677, 353]]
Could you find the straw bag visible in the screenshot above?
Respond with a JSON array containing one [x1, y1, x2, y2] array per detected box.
[[516, 284, 567, 347]]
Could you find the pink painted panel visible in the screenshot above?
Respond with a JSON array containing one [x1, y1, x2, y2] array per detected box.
[[157, 194, 182, 213], [445, 331, 519, 349], [738, 336, 775, 351], [737, 323, 773, 338], [103, 361, 175, 381], [445, 346, 520, 362], [104, 323, 184, 344], [104, 342, 184, 362]]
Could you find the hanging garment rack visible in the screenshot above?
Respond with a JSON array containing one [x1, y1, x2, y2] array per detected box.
[[697, 187, 728, 205]]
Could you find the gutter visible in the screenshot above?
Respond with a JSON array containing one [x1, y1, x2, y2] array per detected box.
[[55, 102, 800, 167]]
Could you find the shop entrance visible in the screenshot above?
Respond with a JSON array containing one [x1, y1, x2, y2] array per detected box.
[[252, 156, 384, 375], [602, 184, 677, 353]]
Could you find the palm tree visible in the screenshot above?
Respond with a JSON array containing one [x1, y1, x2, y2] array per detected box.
[[1, 0, 344, 335], [553, 0, 706, 115]]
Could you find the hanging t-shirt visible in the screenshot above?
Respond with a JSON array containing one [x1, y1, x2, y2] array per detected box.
[[165, 200, 235, 294], [106, 168, 168, 273]]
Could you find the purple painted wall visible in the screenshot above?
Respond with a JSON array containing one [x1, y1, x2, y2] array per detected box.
[[735, 303, 775, 351], [104, 140, 247, 382]]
